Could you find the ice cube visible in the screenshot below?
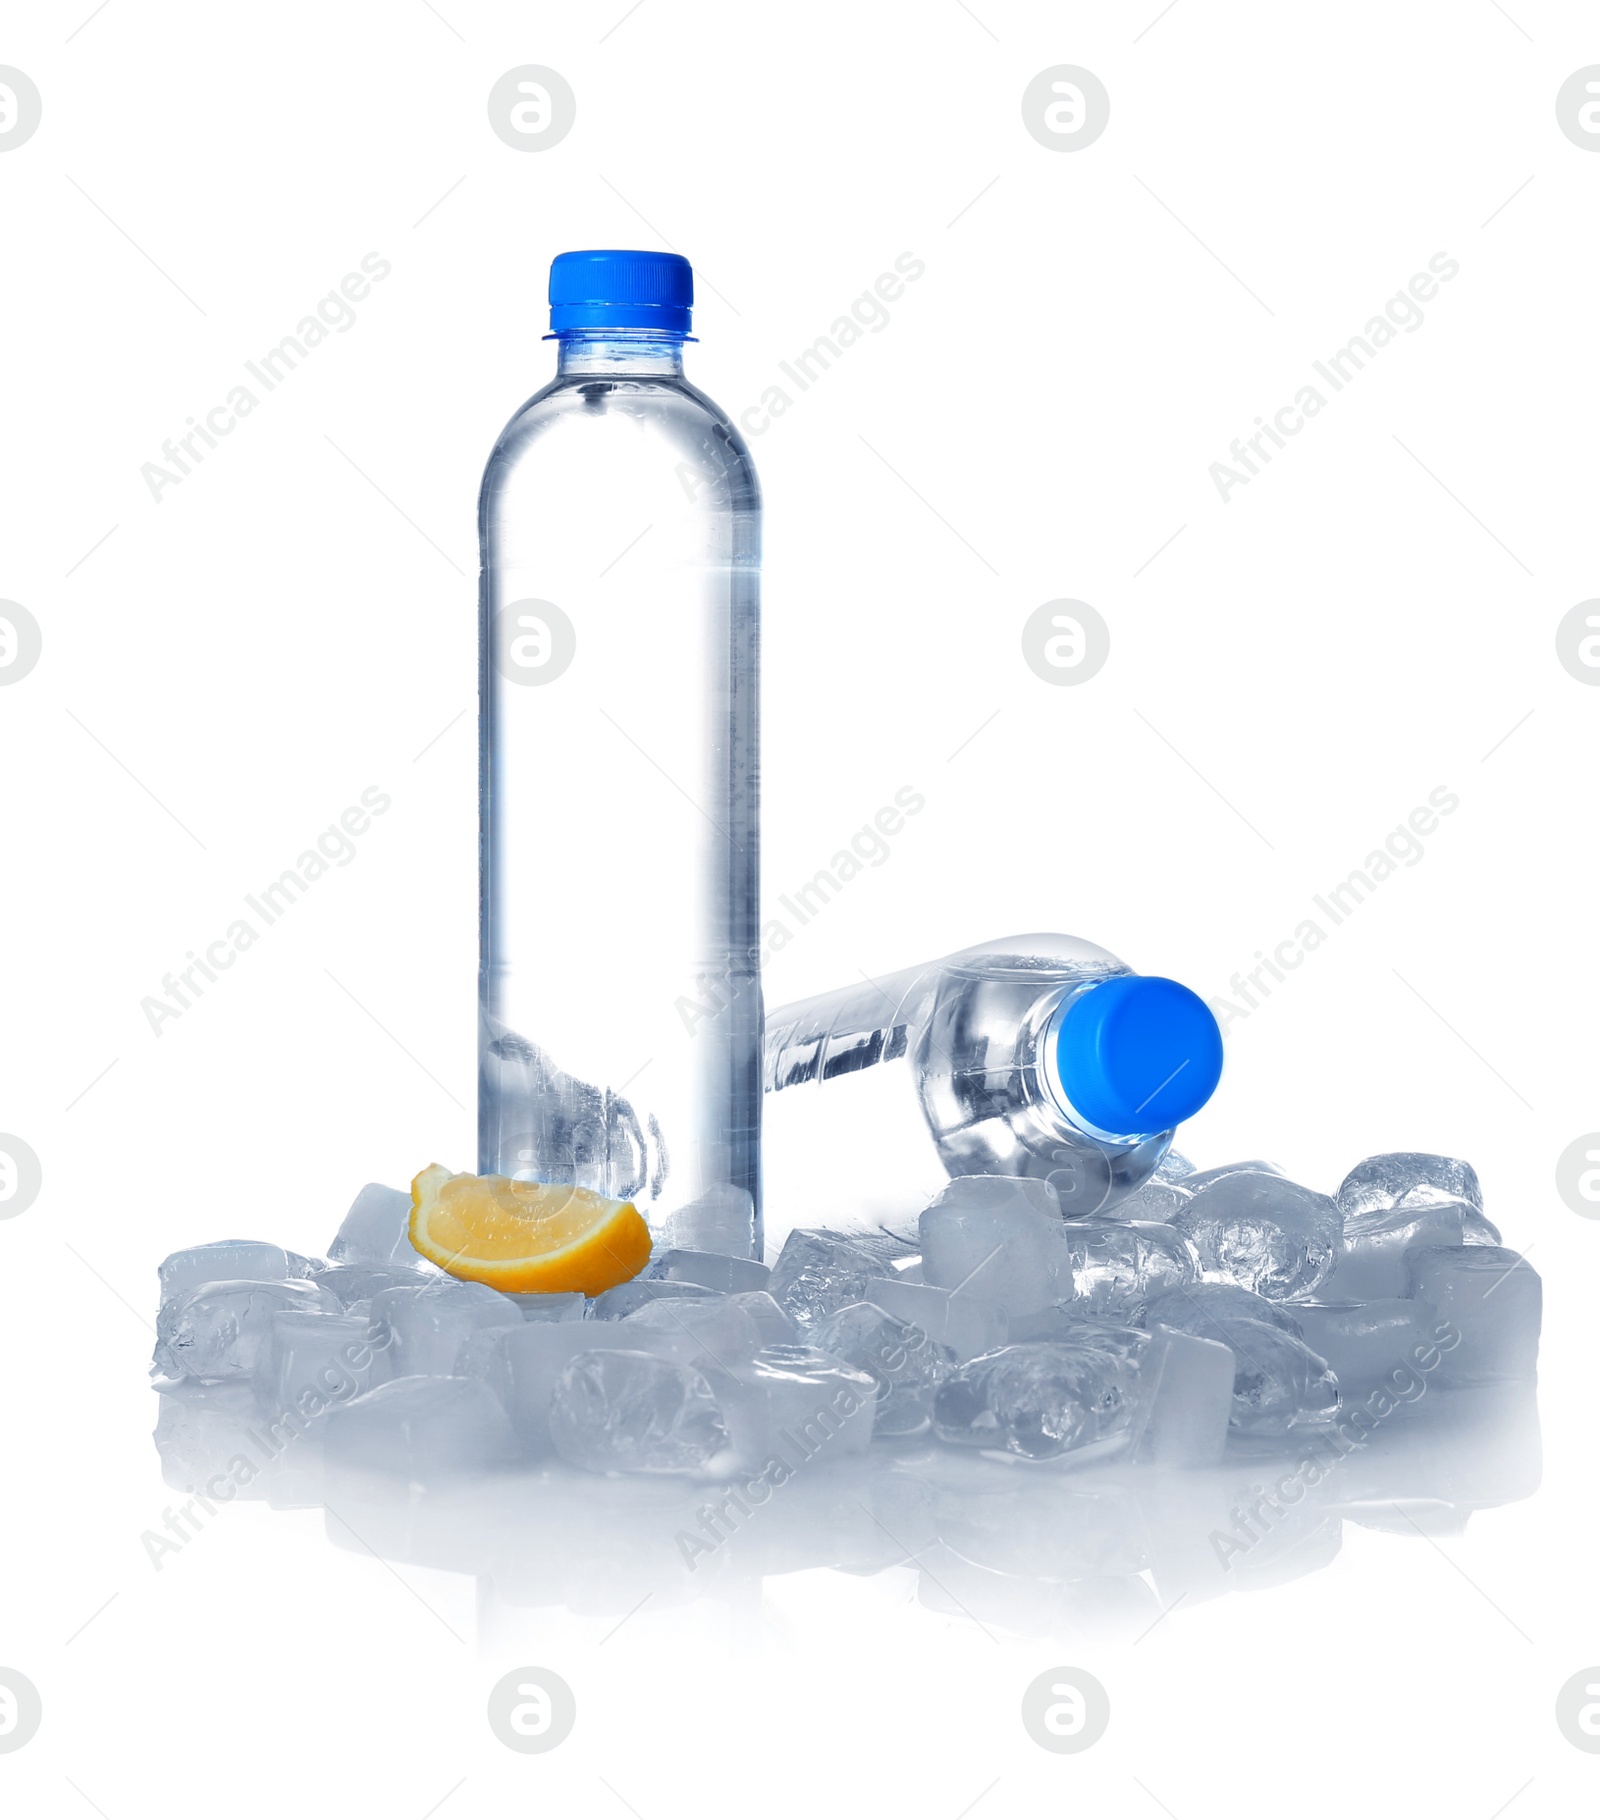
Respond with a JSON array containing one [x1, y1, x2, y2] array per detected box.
[[1155, 1148, 1195, 1180], [931, 1339, 1148, 1462], [859, 1276, 1007, 1360], [919, 1181, 1068, 1314], [769, 1229, 885, 1328], [1179, 1160, 1286, 1191], [1460, 1206, 1503, 1246], [154, 1279, 341, 1382], [588, 1279, 722, 1321], [619, 1295, 765, 1365], [492, 1323, 609, 1455], [1289, 1300, 1437, 1397], [663, 1183, 756, 1256], [1005, 1302, 1126, 1344], [326, 1183, 419, 1266], [1336, 1152, 1483, 1221], [1198, 1313, 1339, 1436], [927, 1174, 1062, 1220], [827, 1225, 923, 1271], [503, 1291, 587, 1322], [1405, 1245, 1541, 1384], [702, 1344, 877, 1470], [312, 1261, 440, 1308], [1227, 1320, 1341, 1434], [159, 1241, 300, 1305], [1324, 1198, 1465, 1298], [261, 1310, 386, 1420], [370, 1280, 521, 1377], [808, 1302, 955, 1437], [550, 1350, 728, 1474], [324, 1376, 522, 1479], [1044, 1319, 1152, 1372], [1139, 1289, 1338, 1433], [1111, 1175, 1195, 1222], [1137, 1327, 1235, 1468], [659, 1248, 771, 1295], [1049, 1220, 1200, 1323], [1170, 1172, 1340, 1299], [1144, 1281, 1305, 1339], [451, 1320, 525, 1387], [727, 1290, 798, 1347]]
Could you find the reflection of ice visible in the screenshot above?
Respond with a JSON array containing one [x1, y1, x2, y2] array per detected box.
[[152, 1379, 1541, 1643], [479, 1020, 667, 1201]]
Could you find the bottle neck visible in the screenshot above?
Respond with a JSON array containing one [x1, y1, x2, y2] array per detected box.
[[555, 331, 685, 377]]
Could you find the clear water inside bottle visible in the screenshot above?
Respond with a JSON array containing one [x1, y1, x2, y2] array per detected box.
[[478, 331, 761, 1248]]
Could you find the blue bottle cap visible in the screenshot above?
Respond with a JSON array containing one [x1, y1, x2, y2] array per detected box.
[[1054, 975, 1223, 1138], [548, 249, 693, 336]]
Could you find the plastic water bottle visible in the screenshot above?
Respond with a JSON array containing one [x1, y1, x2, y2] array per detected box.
[[761, 934, 1223, 1247], [478, 250, 762, 1254]]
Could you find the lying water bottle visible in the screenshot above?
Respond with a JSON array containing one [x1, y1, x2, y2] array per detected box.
[[478, 250, 762, 1253], [762, 934, 1223, 1246]]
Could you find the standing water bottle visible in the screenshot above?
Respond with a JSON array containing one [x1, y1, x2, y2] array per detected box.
[[478, 250, 762, 1254], [762, 934, 1222, 1247]]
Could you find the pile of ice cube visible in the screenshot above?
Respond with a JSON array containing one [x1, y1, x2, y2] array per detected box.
[[150, 1150, 1540, 1486]]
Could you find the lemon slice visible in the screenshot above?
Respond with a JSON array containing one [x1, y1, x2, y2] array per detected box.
[[409, 1163, 652, 1296]]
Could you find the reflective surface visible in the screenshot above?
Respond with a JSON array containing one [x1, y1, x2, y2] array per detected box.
[[153, 1379, 1539, 1645]]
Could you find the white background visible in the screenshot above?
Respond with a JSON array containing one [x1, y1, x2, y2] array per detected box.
[[2, 1, 1597, 1814]]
